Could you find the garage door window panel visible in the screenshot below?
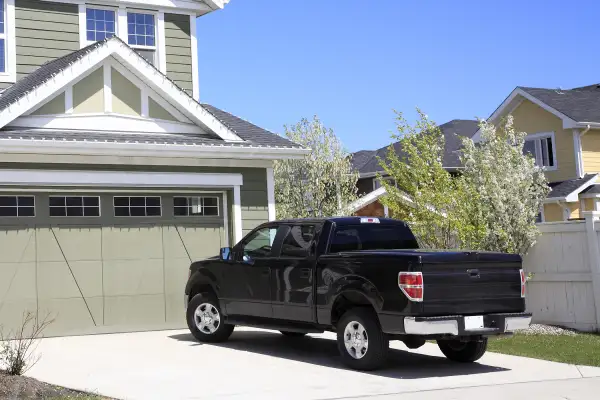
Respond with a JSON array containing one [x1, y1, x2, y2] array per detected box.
[[49, 196, 101, 217], [0, 196, 35, 217], [173, 196, 219, 217], [114, 196, 162, 217]]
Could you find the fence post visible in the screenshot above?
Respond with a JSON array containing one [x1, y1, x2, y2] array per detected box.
[[584, 211, 600, 332]]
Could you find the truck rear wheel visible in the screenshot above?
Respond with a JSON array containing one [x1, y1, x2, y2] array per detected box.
[[336, 308, 389, 370], [437, 338, 488, 362], [186, 293, 234, 343]]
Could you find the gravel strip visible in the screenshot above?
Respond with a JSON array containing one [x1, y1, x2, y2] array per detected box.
[[520, 324, 578, 336]]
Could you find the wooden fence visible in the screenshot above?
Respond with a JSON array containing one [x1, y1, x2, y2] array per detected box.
[[523, 212, 600, 332]]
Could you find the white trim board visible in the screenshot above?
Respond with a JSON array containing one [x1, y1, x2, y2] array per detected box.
[[266, 167, 275, 221], [0, 137, 308, 160], [0, 169, 243, 188], [43, 0, 215, 15], [0, 38, 243, 142]]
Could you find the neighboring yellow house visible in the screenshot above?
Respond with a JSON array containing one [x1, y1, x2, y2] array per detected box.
[[474, 85, 600, 222]]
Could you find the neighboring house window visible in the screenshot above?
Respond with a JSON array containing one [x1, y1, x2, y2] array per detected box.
[[173, 196, 219, 217], [49, 196, 100, 217], [114, 196, 161, 217], [0, 0, 5, 73], [0, 196, 35, 217], [128, 12, 156, 65], [86, 8, 116, 42], [374, 177, 397, 190], [524, 134, 556, 168]]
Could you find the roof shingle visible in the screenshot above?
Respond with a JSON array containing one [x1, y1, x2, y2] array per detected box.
[[352, 119, 479, 175], [520, 85, 600, 123]]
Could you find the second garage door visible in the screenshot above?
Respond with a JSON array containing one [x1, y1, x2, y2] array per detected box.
[[0, 191, 227, 337]]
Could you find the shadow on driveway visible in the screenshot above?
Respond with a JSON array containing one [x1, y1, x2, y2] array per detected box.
[[168, 330, 508, 379]]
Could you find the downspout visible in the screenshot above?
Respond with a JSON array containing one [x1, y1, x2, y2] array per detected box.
[[581, 124, 591, 137]]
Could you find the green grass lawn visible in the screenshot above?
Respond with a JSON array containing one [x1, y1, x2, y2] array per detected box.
[[488, 333, 600, 367]]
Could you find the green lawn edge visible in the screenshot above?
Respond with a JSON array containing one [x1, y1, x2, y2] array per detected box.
[[487, 333, 600, 367]]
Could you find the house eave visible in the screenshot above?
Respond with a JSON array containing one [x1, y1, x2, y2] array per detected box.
[[0, 138, 309, 161]]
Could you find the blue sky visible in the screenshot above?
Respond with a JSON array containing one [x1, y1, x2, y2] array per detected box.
[[198, 0, 597, 153]]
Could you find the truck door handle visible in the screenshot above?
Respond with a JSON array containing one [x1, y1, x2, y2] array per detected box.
[[467, 269, 480, 279], [300, 268, 311, 278]]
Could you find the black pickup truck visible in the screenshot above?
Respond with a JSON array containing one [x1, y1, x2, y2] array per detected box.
[[184, 217, 531, 370]]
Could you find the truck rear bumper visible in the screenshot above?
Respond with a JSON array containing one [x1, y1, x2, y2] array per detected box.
[[381, 312, 532, 336]]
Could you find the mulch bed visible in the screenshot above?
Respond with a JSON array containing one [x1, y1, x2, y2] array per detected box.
[[0, 370, 111, 399]]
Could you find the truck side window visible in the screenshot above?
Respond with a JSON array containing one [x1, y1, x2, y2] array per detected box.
[[280, 225, 315, 258], [242, 227, 278, 258]]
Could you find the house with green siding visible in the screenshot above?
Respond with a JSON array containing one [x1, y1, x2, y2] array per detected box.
[[0, 0, 306, 337]]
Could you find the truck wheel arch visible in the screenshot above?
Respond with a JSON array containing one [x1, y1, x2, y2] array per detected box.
[[330, 290, 380, 327]]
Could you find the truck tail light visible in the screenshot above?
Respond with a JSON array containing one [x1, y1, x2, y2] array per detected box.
[[399, 272, 424, 302], [520, 269, 526, 298]]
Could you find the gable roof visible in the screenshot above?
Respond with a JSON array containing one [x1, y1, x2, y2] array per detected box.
[[0, 37, 245, 141], [351, 119, 479, 177], [519, 85, 600, 123], [0, 37, 306, 158], [546, 173, 598, 202]]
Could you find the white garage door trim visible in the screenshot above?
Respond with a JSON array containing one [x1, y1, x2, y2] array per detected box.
[[0, 169, 243, 188]]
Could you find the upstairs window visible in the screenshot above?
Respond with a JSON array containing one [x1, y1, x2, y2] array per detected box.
[[0, 0, 6, 73], [128, 12, 156, 65], [524, 133, 556, 169], [86, 8, 116, 42]]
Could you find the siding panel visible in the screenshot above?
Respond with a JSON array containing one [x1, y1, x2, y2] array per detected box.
[[15, 0, 79, 79], [581, 130, 600, 174], [509, 99, 576, 182], [165, 13, 193, 96]]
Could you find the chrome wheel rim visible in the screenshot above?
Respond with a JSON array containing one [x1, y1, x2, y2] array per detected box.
[[194, 303, 220, 334], [344, 321, 368, 359]]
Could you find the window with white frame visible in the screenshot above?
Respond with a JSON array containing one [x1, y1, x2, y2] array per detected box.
[[86, 7, 116, 42], [114, 196, 161, 217], [174, 196, 219, 217], [127, 12, 157, 65], [49, 196, 100, 217], [523, 133, 556, 168], [0, 196, 35, 217], [0, 0, 6, 74]]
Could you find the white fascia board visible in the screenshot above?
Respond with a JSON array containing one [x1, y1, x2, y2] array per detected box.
[[0, 169, 243, 188], [472, 88, 578, 142], [348, 186, 387, 213], [0, 38, 243, 142], [0, 137, 309, 160], [42, 0, 213, 14]]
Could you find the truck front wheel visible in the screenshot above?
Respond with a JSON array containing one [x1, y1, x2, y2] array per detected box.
[[437, 338, 488, 362], [336, 308, 389, 370], [186, 293, 234, 343]]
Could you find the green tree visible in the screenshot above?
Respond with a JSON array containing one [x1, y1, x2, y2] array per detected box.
[[378, 110, 479, 249], [275, 116, 359, 219], [379, 111, 548, 256]]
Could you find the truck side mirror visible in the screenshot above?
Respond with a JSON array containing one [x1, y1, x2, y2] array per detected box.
[[220, 247, 232, 261]]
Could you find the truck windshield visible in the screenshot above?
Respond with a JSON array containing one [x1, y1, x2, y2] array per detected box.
[[329, 224, 419, 253]]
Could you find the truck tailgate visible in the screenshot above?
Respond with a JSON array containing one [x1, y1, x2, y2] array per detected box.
[[420, 252, 525, 315]]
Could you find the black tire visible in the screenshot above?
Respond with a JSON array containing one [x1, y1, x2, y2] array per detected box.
[[280, 331, 307, 338], [437, 338, 488, 362], [336, 308, 389, 371], [186, 293, 234, 343]]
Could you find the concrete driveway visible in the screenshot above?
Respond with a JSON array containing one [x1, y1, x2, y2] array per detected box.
[[26, 328, 600, 400]]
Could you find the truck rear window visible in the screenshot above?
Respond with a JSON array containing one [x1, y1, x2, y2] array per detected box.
[[328, 224, 419, 253]]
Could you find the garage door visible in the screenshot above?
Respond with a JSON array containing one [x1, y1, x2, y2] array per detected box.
[[0, 192, 227, 337]]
